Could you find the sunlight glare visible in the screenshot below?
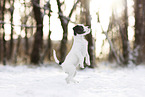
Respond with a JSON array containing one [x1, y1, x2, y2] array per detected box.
[[43, 15, 49, 39], [13, 0, 21, 36], [90, 0, 117, 57]]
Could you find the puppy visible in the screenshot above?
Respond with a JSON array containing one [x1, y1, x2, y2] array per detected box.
[[53, 24, 91, 83]]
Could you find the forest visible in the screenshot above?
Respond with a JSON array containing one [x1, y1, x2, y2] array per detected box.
[[0, 0, 145, 67], [0, 0, 145, 97]]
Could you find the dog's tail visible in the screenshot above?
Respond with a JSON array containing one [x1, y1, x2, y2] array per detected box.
[[53, 49, 62, 65]]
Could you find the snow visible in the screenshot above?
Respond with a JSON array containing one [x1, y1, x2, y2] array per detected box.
[[0, 64, 145, 97]]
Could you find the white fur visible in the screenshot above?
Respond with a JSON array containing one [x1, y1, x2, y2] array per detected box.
[[53, 24, 90, 83], [53, 50, 59, 64]]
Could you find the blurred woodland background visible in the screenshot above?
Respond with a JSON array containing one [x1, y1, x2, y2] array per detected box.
[[0, 0, 145, 68]]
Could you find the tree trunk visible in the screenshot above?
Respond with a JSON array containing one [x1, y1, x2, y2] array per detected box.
[[0, 35, 1, 63], [25, 27, 29, 55], [2, 0, 6, 65], [60, 24, 68, 62], [84, 0, 96, 68], [9, 0, 14, 60], [143, 0, 145, 59], [14, 35, 21, 64], [41, 3, 52, 62], [0, 0, 2, 62], [24, 0, 29, 56], [119, 0, 129, 65], [56, 0, 68, 62], [30, 0, 43, 64], [134, 0, 145, 64], [48, 9, 52, 60], [56, 0, 79, 62]]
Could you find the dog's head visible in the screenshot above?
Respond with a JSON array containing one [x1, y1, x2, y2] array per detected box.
[[73, 24, 90, 36]]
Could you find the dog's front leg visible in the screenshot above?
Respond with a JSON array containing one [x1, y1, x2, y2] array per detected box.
[[85, 51, 91, 66], [79, 56, 85, 68], [76, 52, 85, 68], [84, 43, 90, 66]]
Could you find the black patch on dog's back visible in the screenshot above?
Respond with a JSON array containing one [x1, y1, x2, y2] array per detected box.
[[73, 25, 85, 36]]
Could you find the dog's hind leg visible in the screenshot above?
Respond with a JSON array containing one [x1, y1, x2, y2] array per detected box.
[[71, 71, 79, 83], [65, 74, 72, 84], [65, 72, 74, 83], [65, 68, 77, 84], [66, 72, 78, 83]]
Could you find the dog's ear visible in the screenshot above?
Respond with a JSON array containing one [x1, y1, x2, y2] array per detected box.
[[74, 32, 77, 36], [73, 25, 79, 36], [73, 25, 84, 35]]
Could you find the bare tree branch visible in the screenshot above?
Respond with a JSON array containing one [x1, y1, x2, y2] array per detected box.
[[68, 0, 80, 18], [102, 29, 122, 65], [58, 12, 77, 24]]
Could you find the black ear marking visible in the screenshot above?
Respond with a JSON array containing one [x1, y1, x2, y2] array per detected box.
[[73, 25, 85, 35], [74, 32, 77, 36], [73, 25, 79, 32]]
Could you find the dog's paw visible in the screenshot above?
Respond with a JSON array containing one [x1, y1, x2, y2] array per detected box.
[[86, 61, 90, 66], [86, 63, 90, 66], [72, 79, 79, 83], [65, 79, 79, 84], [66, 79, 70, 84], [79, 63, 85, 68], [80, 65, 84, 68]]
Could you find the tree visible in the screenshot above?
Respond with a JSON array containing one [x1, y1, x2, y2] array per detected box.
[[30, 0, 43, 64], [24, 0, 29, 56], [8, 0, 14, 60], [97, 12, 122, 65], [119, 0, 130, 65], [143, 0, 145, 59], [2, 0, 6, 65], [47, 9, 52, 60], [134, 0, 145, 64], [56, 0, 80, 62], [41, 1, 52, 62], [0, 0, 2, 62]]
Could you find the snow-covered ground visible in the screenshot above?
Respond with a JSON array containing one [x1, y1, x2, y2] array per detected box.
[[0, 63, 145, 97]]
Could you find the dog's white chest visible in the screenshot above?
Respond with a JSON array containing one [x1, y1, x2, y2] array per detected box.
[[72, 36, 88, 56]]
